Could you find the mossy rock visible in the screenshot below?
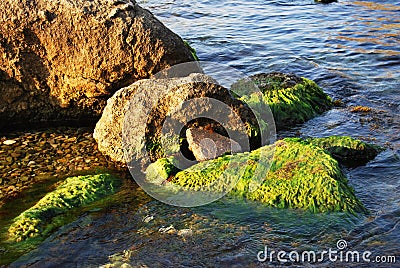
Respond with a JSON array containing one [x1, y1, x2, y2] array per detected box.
[[8, 174, 120, 242], [146, 157, 180, 185], [183, 41, 199, 61], [306, 136, 382, 167], [148, 138, 366, 213], [232, 72, 332, 130]]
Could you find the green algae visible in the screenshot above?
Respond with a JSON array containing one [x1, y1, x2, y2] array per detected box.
[[146, 157, 180, 184], [183, 40, 199, 61], [8, 174, 120, 242], [306, 136, 382, 167], [151, 138, 366, 213], [232, 73, 332, 130]]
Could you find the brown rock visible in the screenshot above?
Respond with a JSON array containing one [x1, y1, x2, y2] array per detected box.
[[94, 73, 257, 166], [186, 128, 241, 161], [0, 0, 196, 130]]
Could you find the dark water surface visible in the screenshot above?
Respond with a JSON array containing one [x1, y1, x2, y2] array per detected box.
[[7, 0, 400, 267]]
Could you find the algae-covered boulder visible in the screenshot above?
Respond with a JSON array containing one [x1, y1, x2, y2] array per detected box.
[[306, 136, 382, 167], [232, 72, 332, 130], [8, 174, 119, 242], [148, 138, 366, 213]]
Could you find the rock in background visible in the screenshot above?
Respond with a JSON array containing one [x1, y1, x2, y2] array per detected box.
[[0, 0, 196, 130], [232, 72, 332, 130]]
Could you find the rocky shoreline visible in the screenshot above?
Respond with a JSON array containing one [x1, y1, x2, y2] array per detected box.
[[0, 127, 129, 206]]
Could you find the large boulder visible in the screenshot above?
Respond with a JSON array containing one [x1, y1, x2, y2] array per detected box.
[[0, 0, 196, 130], [147, 138, 369, 213], [94, 73, 265, 167]]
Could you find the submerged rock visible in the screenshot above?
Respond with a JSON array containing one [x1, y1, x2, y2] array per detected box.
[[306, 136, 382, 167], [94, 73, 263, 166], [315, 0, 337, 3], [8, 174, 119, 242], [232, 72, 332, 130], [148, 138, 367, 213], [186, 128, 242, 161], [0, 0, 196, 130]]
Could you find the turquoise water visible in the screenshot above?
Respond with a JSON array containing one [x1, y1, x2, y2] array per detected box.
[[7, 0, 400, 266]]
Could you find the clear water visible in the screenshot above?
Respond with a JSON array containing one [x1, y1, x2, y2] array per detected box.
[[6, 0, 400, 266]]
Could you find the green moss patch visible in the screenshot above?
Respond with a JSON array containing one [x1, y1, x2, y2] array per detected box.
[[146, 157, 180, 184], [183, 41, 199, 61], [306, 136, 382, 167], [8, 174, 120, 242], [152, 138, 366, 213], [232, 72, 332, 130]]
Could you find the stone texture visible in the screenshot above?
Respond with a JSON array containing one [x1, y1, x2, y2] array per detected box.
[[0, 0, 196, 130], [186, 128, 241, 161], [158, 138, 367, 213], [231, 72, 332, 130], [8, 173, 120, 241], [94, 73, 261, 167], [305, 136, 382, 167]]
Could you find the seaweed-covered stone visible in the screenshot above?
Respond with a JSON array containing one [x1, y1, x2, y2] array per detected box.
[[146, 157, 179, 185], [232, 72, 332, 130], [306, 136, 382, 167], [8, 174, 119, 242], [154, 138, 365, 213]]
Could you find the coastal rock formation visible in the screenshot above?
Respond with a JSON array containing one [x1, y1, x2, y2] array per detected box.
[[306, 136, 382, 167], [147, 137, 373, 213], [232, 72, 332, 130], [94, 73, 263, 166], [8, 174, 119, 242], [0, 0, 196, 130], [186, 128, 242, 161]]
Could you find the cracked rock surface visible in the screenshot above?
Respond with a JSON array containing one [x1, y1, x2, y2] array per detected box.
[[0, 0, 195, 130]]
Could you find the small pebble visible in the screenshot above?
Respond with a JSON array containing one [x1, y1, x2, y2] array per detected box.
[[143, 215, 154, 223], [0, 127, 128, 204], [3, 140, 17, 145], [159, 225, 176, 234], [177, 229, 193, 237]]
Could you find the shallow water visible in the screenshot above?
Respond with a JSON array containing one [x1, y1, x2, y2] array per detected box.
[[5, 0, 400, 266]]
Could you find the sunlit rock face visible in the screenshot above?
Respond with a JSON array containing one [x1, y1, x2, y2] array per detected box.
[[0, 0, 195, 130]]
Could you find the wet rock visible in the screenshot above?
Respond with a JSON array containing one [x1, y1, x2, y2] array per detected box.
[[158, 225, 177, 234], [94, 73, 261, 166], [186, 128, 241, 161], [231, 72, 332, 130], [177, 228, 193, 237], [153, 138, 369, 213], [305, 136, 382, 167], [0, 0, 196, 130], [3, 140, 17, 145], [315, 0, 337, 3], [8, 174, 120, 242]]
